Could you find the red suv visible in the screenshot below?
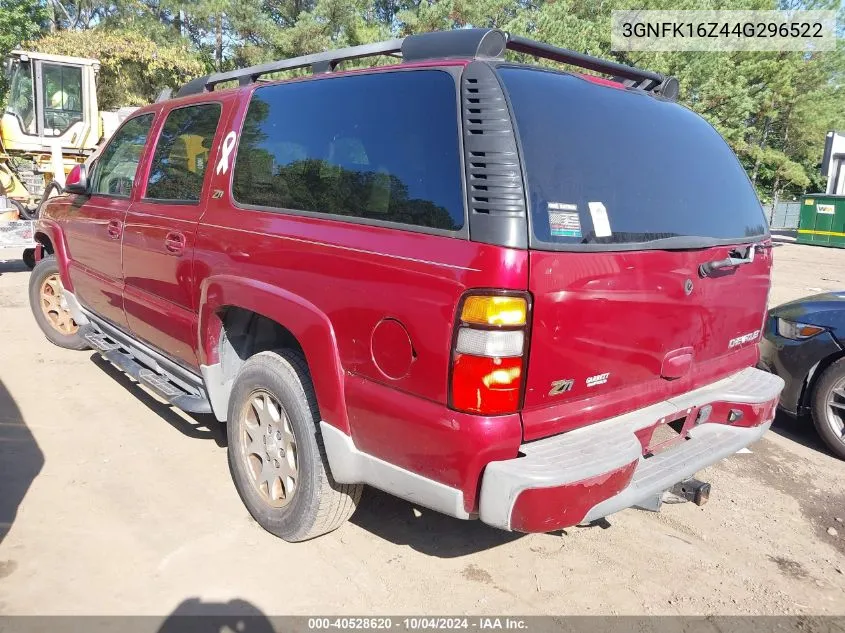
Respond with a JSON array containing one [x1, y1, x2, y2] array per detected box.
[[28, 28, 784, 541]]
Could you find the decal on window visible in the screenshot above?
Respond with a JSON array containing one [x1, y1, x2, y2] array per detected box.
[[548, 202, 582, 238], [216, 131, 238, 175], [588, 201, 612, 237]]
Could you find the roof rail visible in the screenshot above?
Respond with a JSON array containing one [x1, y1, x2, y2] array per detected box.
[[175, 28, 678, 100]]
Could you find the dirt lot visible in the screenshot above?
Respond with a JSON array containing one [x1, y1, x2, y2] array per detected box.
[[0, 241, 843, 616]]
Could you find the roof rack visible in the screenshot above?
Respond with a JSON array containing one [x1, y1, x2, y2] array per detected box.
[[175, 28, 678, 100]]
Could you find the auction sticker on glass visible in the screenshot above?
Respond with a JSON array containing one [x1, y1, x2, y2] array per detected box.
[[611, 10, 836, 52], [588, 201, 612, 238], [548, 202, 582, 238]]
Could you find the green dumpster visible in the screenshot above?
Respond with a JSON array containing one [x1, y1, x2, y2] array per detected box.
[[797, 195, 845, 248]]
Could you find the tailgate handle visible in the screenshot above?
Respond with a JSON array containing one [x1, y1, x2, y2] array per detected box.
[[699, 243, 757, 278], [661, 347, 694, 380]]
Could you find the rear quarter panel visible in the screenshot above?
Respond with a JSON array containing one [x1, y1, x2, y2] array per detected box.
[[193, 202, 527, 437], [192, 80, 527, 500]]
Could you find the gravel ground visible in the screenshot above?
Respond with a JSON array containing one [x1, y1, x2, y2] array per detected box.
[[0, 242, 843, 616]]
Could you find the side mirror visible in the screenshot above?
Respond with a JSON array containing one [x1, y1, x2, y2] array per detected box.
[[65, 163, 89, 195]]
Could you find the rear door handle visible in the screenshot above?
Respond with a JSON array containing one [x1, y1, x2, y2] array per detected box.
[[107, 219, 122, 240], [164, 231, 186, 255], [699, 243, 758, 277]]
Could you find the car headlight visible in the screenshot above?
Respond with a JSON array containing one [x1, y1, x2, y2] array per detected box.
[[777, 318, 825, 340]]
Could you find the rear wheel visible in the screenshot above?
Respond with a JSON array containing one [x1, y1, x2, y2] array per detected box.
[[28, 256, 88, 350], [227, 349, 362, 541], [810, 358, 845, 460]]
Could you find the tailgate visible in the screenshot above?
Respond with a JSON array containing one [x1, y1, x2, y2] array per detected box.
[[497, 66, 772, 440], [522, 245, 771, 440]]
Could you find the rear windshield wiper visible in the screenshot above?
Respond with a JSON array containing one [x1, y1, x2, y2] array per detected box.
[[619, 235, 766, 251]]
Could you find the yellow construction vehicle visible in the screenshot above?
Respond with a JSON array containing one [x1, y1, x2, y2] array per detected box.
[[1, 49, 134, 265], [0, 49, 136, 214]]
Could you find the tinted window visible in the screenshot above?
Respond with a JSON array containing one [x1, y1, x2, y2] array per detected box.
[[233, 71, 464, 231], [91, 114, 154, 197], [42, 63, 83, 137], [146, 103, 221, 202], [7, 60, 35, 134], [499, 67, 767, 247]]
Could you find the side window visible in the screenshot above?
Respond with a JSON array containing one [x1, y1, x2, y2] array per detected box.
[[233, 71, 464, 231], [7, 60, 35, 134], [91, 114, 154, 197], [41, 63, 83, 137], [145, 103, 222, 202]]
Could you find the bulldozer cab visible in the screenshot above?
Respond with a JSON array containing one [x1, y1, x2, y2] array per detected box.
[[1, 51, 102, 266], [2, 50, 100, 156]]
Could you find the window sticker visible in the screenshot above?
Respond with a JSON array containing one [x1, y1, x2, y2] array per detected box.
[[216, 131, 238, 175], [548, 202, 582, 238], [817, 204, 835, 215], [588, 201, 612, 237]]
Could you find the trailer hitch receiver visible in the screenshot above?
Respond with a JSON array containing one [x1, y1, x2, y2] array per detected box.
[[669, 478, 711, 506]]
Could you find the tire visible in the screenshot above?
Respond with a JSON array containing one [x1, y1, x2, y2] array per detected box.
[[28, 256, 89, 350], [22, 248, 36, 270], [227, 349, 362, 541], [810, 357, 845, 460]]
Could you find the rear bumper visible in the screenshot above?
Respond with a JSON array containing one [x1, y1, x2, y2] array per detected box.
[[479, 367, 784, 532]]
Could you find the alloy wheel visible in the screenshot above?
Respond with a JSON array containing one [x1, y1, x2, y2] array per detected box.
[[825, 377, 845, 442], [241, 390, 298, 507], [39, 273, 78, 335]]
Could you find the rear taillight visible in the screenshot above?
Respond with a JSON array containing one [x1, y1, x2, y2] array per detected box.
[[449, 292, 530, 415]]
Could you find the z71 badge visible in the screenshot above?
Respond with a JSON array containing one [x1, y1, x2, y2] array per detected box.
[[549, 379, 574, 396]]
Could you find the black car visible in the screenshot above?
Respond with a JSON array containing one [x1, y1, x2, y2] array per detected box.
[[760, 291, 845, 459]]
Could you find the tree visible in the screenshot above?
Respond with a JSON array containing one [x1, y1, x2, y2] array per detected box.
[[29, 28, 205, 108], [2, 0, 844, 202], [0, 0, 47, 107], [0, 0, 45, 53]]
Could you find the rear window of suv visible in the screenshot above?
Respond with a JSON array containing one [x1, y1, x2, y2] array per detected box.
[[233, 70, 465, 232], [499, 67, 768, 249]]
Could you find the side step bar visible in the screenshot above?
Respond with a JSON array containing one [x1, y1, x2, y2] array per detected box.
[[83, 324, 213, 415]]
